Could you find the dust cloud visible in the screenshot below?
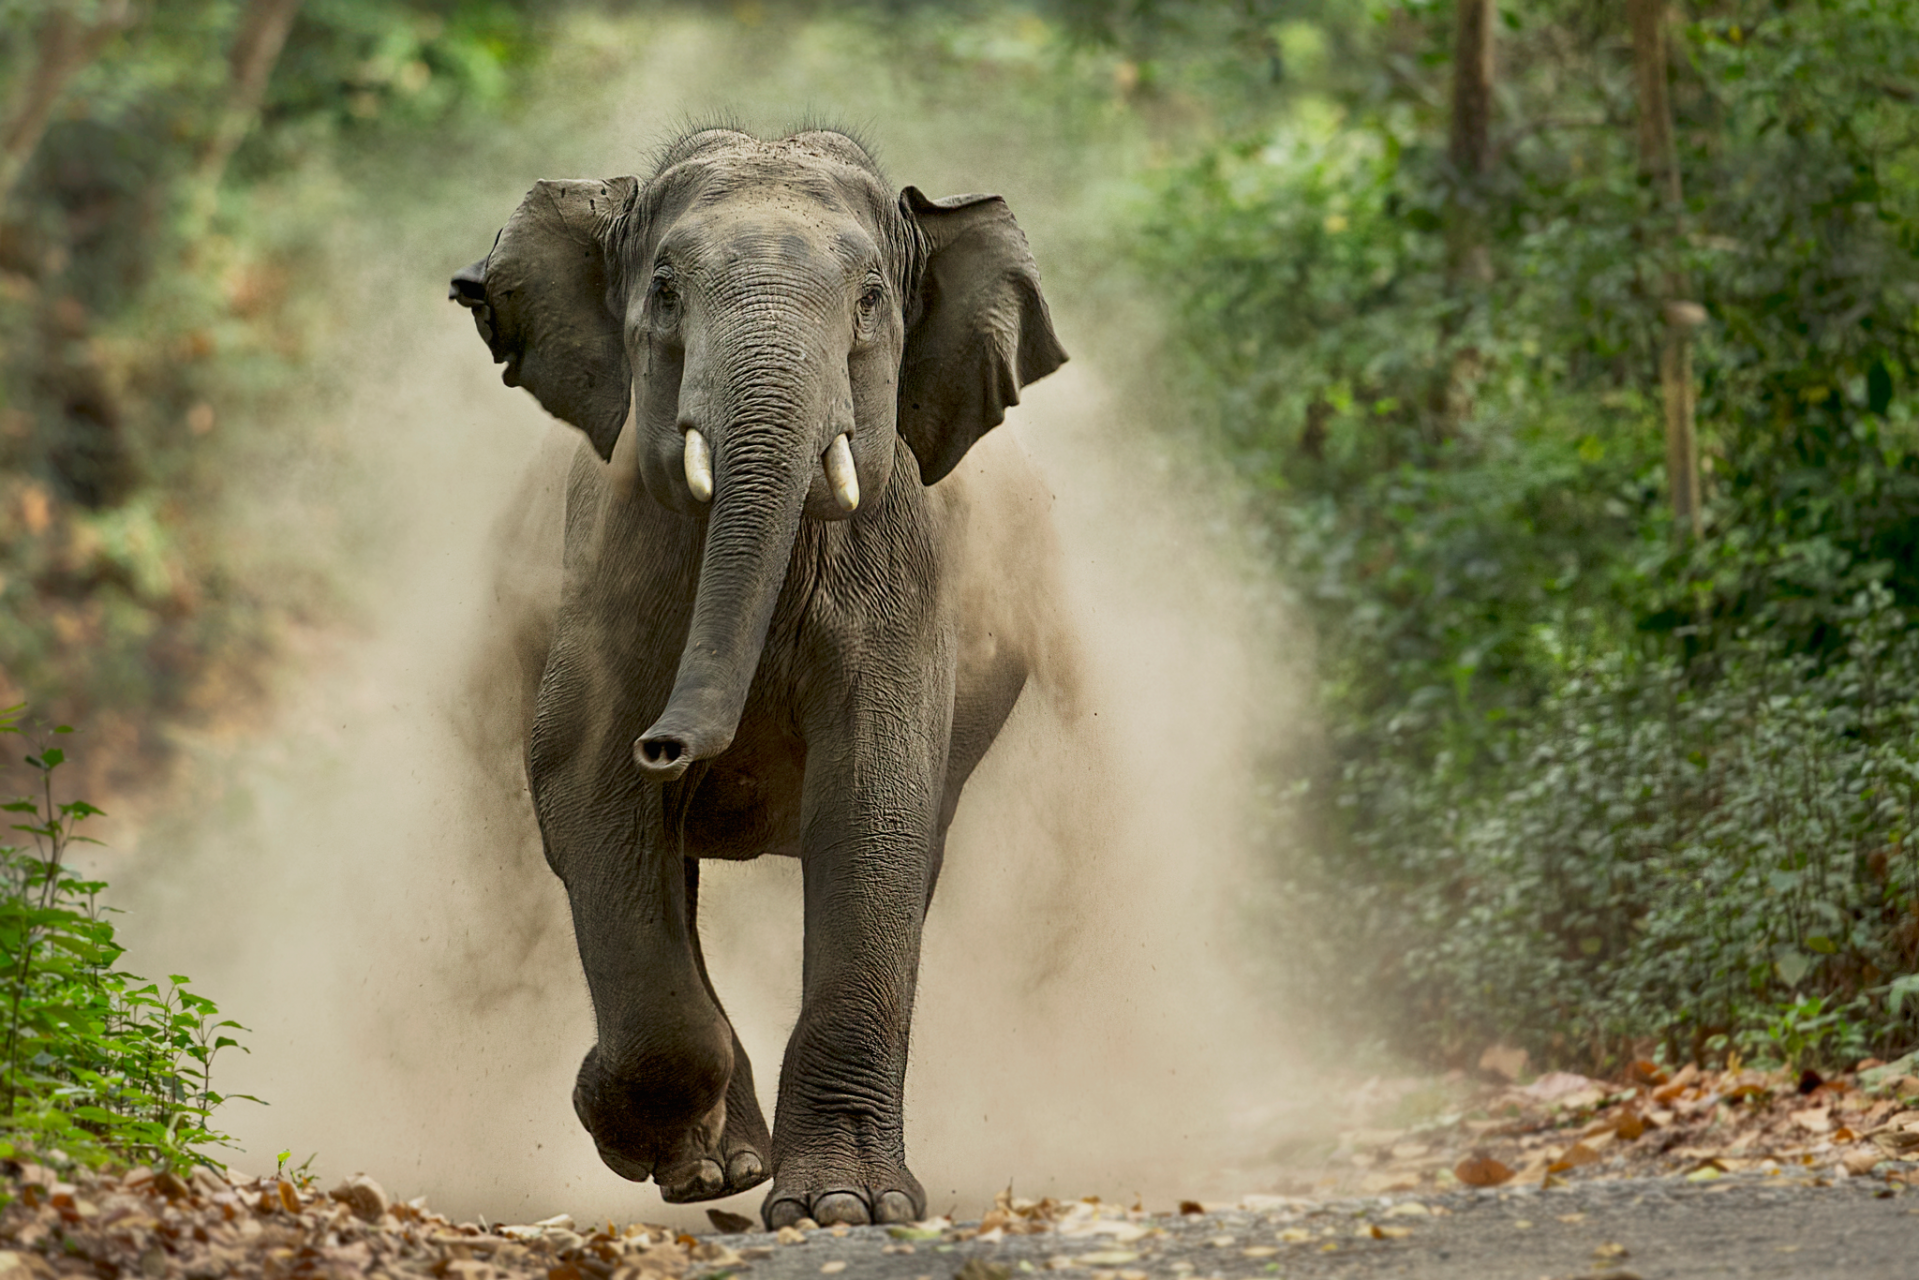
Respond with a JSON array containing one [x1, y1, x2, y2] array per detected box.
[[107, 10, 1325, 1228]]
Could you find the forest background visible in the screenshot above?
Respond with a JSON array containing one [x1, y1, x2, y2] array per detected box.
[[1, 0, 1916, 1102]]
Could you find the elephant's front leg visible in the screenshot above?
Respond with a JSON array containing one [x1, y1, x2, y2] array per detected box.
[[533, 691, 747, 1200], [763, 659, 953, 1229]]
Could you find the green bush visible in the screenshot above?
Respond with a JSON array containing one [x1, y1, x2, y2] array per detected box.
[[1304, 586, 1919, 1071], [0, 705, 250, 1171], [1128, 0, 1919, 1069]]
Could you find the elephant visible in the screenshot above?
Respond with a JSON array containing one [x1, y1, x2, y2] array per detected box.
[[448, 127, 1069, 1228]]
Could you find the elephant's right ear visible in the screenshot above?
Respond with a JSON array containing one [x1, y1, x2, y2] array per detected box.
[[449, 177, 639, 461]]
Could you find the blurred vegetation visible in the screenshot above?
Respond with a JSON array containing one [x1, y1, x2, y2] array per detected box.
[[1, 0, 1914, 1076], [0, 0, 555, 785]]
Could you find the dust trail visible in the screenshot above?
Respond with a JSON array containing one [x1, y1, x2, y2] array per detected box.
[[107, 10, 1321, 1227]]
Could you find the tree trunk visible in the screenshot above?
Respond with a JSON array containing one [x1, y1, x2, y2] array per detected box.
[[1447, 0, 1496, 282], [196, 0, 305, 188], [0, 2, 133, 210], [1429, 0, 1497, 437], [182, 0, 304, 235], [1630, 0, 1703, 539]]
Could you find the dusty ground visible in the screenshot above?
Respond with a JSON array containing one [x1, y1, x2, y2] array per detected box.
[[1, 1055, 1915, 1279], [0, 1162, 1914, 1280]]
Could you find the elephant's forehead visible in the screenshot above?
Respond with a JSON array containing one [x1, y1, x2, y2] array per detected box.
[[662, 204, 878, 276], [659, 140, 889, 221]]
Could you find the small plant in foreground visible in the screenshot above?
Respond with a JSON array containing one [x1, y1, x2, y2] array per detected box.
[[0, 704, 254, 1171]]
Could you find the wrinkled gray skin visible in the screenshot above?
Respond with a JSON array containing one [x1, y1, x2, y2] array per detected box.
[[449, 128, 1067, 1228]]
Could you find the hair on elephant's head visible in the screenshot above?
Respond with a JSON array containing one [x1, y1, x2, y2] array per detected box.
[[450, 128, 1065, 780]]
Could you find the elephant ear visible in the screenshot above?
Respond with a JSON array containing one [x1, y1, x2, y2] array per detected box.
[[449, 177, 639, 461], [897, 187, 1067, 485]]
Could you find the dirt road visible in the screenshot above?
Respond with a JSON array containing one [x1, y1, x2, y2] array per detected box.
[[725, 1178, 1914, 1280], [3, 1161, 1915, 1280]]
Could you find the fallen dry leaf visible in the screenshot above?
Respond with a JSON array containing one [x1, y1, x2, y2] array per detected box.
[[1455, 1154, 1516, 1187], [1789, 1108, 1832, 1134], [1550, 1142, 1603, 1174]]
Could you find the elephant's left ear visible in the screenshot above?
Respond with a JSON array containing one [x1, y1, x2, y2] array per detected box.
[[897, 187, 1067, 485], [449, 176, 640, 461]]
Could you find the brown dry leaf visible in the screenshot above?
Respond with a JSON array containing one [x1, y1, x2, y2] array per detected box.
[[1613, 1111, 1647, 1141], [1841, 1147, 1884, 1176], [1871, 1128, 1919, 1155], [705, 1209, 754, 1234], [1549, 1143, 1602, 1174], [1653, 1064, 1701, 1101], [1627, 1060, 1668, 1087], [1454, 1156, 1515, 1187], [1789, 1109, 1833, 1134], [1177, 1200, 1204, 1216], [1594, 1242, 1630, 1260]]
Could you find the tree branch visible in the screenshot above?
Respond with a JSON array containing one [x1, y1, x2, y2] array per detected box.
[[0, 1, 135, 211]]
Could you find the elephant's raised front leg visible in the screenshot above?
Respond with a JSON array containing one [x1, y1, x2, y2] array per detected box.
[[531, 652, 766, 1201], [762, 650, 953, 1229]]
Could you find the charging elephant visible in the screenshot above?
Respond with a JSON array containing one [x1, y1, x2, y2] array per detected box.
[[449, 128, 1067, 1228]]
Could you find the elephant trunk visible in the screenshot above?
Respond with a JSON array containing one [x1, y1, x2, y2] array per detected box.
[[635, 405, 816, 780]]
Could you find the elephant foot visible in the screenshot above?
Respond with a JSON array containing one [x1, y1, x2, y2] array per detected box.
[[656, 1031, 773, 1203], [762, 1157, 925, 1228], [658, 1114, 771, 1203], [575, 1040, 751, 1201]]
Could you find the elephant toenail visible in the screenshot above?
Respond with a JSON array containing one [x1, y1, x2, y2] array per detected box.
[[812, 1192, 871, 1227], [727, 1151, 765, 1188], [764, 1199, 808, 1230], [661, 1159, 724, 1202], [874, 1191, 918, 1224]]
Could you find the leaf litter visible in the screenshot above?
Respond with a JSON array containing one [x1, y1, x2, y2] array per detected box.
[[0, 1162, 742, 1280], [0, 1055, 1912, 1278], [1282, 1053, 1919, 1198]]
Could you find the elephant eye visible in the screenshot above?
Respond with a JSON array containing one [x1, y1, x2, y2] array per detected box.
[[857, 282, 884, 319], [650, 270, 679, 313]]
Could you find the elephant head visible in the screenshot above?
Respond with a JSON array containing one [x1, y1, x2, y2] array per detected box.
[[450, 129, 1065, 779]]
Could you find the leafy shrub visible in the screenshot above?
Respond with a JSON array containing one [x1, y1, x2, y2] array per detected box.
[[0, 705, 250, 1170], [1280, 586, 1919, 1072], [1130, 0, 1919, 1069]]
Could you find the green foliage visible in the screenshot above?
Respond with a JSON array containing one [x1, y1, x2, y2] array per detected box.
[[1297, 588, 1919, 1071], [0, 0, 556, 756], [0, 706, 251, 1170], [1133, 0, 1919, 1068]]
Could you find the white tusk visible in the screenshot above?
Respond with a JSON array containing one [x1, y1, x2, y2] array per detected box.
[[824, 433, 860, 512], [682, 428, 713, 502]]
